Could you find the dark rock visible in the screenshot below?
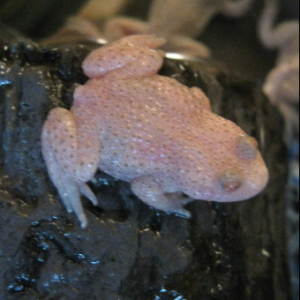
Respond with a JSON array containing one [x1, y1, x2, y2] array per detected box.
[[0, 33, 292, 300]]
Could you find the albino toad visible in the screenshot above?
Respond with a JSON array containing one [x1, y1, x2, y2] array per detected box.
[[42, 35, 269, 228]]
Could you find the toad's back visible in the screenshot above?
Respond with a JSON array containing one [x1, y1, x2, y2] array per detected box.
[[75, 75, 206, 127], [74, 75, 210, 181]]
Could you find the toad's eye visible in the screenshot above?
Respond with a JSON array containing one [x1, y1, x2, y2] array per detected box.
[[237, 134, 258, 161], [219, 172, 242, 193]]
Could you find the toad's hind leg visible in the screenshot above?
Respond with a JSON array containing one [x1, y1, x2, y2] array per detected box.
[[131, 175, 192, 218], [41, 106, 101, 228]]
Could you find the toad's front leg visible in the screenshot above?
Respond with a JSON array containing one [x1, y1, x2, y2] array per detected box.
[[41, 106, 101, 228], [131, 176, 193, 218]]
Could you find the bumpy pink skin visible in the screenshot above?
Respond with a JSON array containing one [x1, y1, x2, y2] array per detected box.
[[42, 35, 269, 228]]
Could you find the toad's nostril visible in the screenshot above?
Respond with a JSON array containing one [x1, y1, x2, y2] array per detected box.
[[237, 134, 258, 161], [219, 172, 242, 193]]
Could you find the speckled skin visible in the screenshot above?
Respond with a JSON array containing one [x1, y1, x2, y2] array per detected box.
[[41, 35, 269, 228]]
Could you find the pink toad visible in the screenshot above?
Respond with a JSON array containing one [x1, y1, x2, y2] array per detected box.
[[41, 35, 269, 228]]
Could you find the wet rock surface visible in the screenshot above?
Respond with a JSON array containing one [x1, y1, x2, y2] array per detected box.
[[0, 33, 292, 299]]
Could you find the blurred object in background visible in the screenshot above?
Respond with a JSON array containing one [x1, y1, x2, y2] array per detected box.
[[259, 0, 299, 139], [0, 0, 88, 38], [79, 0, 132, 21], [147, 0, 255, 37], [46, 0, 257, 59], [0, 0, 132, 39], [258, 2, 300, 300], [42, 0, 259, 59], [41, 16, 107, 46], [104, 0, 256, 58]]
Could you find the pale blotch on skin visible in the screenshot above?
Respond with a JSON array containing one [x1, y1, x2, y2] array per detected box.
[[41, 35, 269, 228], [237, 134, 258, 161]]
